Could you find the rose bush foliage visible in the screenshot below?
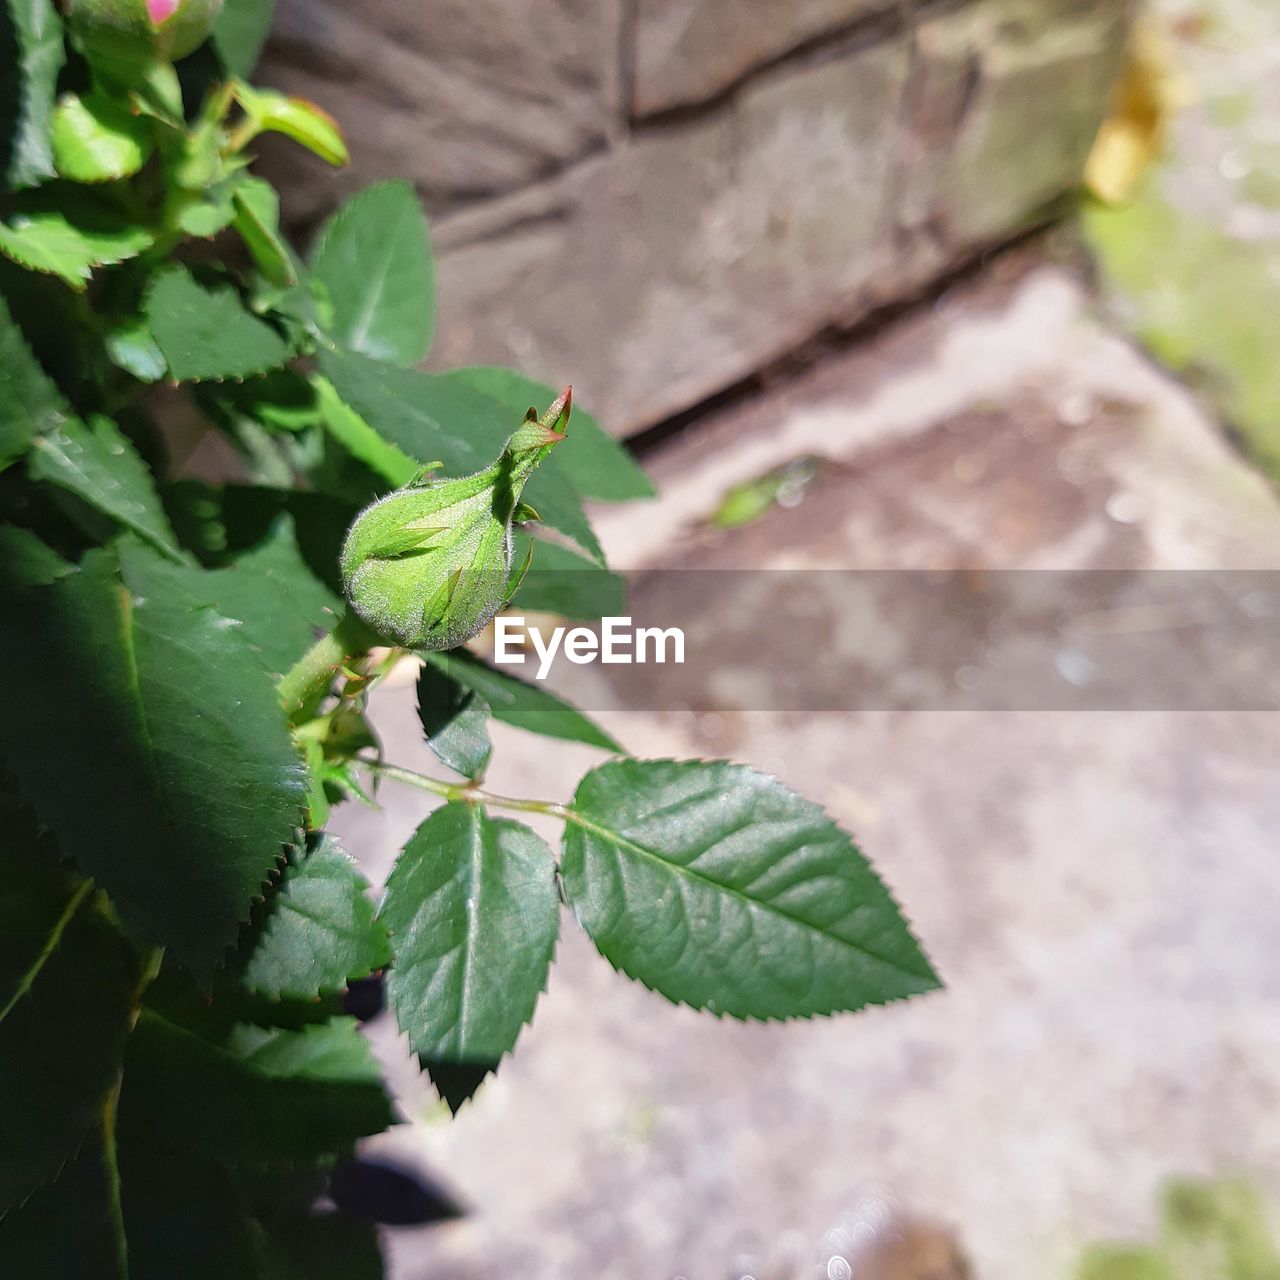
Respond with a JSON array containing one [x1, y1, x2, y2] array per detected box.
[[0, 0, 940, 1273]]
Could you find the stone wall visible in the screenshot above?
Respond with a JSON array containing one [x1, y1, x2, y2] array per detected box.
[[258, 0, 1130, 436]]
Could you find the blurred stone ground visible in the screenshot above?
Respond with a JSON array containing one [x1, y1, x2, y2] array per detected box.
[[331, 245, 1280, 1280], [1085, 0, 1280, 478]]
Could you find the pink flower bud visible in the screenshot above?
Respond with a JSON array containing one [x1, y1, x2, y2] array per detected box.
[[146, 0, 180, 23]]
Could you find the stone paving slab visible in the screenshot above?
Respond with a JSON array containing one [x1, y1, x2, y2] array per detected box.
[[334, 257, 1280, 1280]]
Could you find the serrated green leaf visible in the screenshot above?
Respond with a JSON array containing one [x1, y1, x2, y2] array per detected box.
[[520, 459, 604, 565], [242, 836, 390, 1001], [2, 0, 65, 191], [451, 367, 654, 502], [0, 524, 71, 585], [423, 649, 622, 753], [213, 0, 277, 77], [0, 186, 154, 287], [51, 92, 153, 183], [28, 416, 182, 558], [104, 316, 167, 381], [144, 515, 340, 677], [381, 804, 559, 1105], [148, 264, 290, 382], [0, 863, 139, 1214], [318, 347, 500, 473], [416, 662, 491, 779], [0, 1127, 125, 1277], [511, 532, 627, 619], [214, 370, 321, 435], [118, 1131, 268, 1280], [259, 1209, 382, 1280], [0, 1123, 270, 1280], [313, 373, 418, 487], [320, 347, 602, 556], [312, 181, 434, 366], [0, 544, 307, 975], [0, 288, 67, 463], [233, 177, 297, 289], [561, 759, 940, 1020], [122, 1012, 393, 1165]]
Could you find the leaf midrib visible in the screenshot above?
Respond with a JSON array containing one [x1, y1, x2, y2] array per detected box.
[[346, 205, 408, 355], [0, 879, 92, 1024], [567, 809, 934, 983], [457, 807, 484, 1056]]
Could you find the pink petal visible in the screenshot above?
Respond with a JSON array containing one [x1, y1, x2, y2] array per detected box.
[[146, 0, 180, 24]]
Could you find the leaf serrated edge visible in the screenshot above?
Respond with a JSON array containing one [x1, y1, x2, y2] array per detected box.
[[381, 805, 559, 1111], [561, 756, 944, 1022]]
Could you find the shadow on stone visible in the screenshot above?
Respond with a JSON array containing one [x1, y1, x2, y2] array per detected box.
[[329, 1156, 465, 1227]]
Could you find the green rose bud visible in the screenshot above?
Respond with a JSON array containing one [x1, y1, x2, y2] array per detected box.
[[340, 388, 571, 651], [64, 0, 223, 72]]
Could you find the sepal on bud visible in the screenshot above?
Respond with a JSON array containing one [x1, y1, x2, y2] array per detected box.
[[340, 390, 572, 651]]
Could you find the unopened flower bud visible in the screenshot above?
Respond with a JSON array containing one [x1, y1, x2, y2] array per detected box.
[[64, 0, 223, 70], [340, 389, 572, 651]]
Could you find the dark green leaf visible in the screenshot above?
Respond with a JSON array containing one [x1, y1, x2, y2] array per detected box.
[[1, 0, 65, 190], [521, 459, 604, 564], [0, 286, 68, 463], [381, 804, 559, 1104], [213, 370, 321, 435], [451, 367, 654, 502], [312, 181, 435, 366], [424, 649, 622, 753], [0, 185, 154, 287], [213, 0, 277, 77], [28, 416, 182, 558], [148, 265, 291, 382], [416, 662, 492, 779], [147, 515, 340, 677], [259, 1210, 382, 1280], [511, 532, 627, 619], [0, 1130, 125, 1277], [0, 1124, 270, 1280], [320, 348, 603, 556], [119, 1131, 267, 1280], [0, 545, 307, 975], [318, 347, 496, 474], [0, 523, 71, 584], [561, 759, 941, 1020], [242, 836, 390, 1001], [123, 1012, 393, 1165], [314, 373, 418, 487], [104, 316, 167, 382], [0, 863, 139, 1214]]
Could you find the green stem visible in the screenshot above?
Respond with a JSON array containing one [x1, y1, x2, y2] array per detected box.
[[278, 609, 380, 723], [362, 759, 571, 821]]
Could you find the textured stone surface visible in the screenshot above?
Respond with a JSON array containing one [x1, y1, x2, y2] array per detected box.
[[429, 0, 1128, 437], [1085, 0, 1280, 481], [905, 0, 1130, 248], [255, 0, 623, 222], [336, 259, 1280, 1279], [630, 0, 889, 115], [431, 36, 910, 435], [256, 0, 1128, 437]]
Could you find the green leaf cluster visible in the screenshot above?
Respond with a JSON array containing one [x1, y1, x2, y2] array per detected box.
[[0, 2, 938, 1275]]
